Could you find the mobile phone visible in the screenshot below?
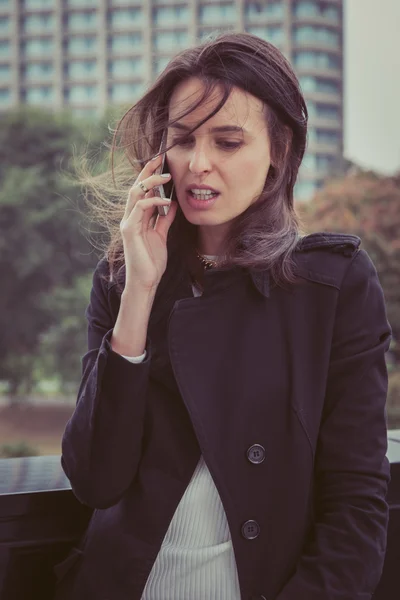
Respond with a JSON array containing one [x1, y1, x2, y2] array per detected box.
[[154, 135, 174, 216]]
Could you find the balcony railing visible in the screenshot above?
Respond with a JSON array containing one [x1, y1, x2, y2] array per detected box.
[[0, 433, 399, 599]]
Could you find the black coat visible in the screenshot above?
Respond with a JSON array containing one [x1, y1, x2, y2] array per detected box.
[[55, 232, 391, 600]]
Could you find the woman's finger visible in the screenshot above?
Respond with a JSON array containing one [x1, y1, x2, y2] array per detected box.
[[134, 154, 164, 191], [124, 196, 172, 233], [134, 154, 163, 185], [124, 172, 172, 219]]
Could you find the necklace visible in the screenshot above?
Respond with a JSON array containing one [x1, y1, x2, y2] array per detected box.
[[195, 250, 219, 270]]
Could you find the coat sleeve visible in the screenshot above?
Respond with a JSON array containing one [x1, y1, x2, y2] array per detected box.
[[61, 258, 152, 509], [276, 249, 392, 600]]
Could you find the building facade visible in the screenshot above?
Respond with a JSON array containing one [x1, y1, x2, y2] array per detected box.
[[0, 0, 343, 200]]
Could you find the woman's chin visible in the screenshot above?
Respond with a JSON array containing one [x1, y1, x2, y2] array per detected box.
[[178, 197, 216, 224], [180, 205, 219, 225]]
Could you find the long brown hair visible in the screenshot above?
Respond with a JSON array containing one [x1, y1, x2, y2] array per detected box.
[[83, 32, 308, 289]]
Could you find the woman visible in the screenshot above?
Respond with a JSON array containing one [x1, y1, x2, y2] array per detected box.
[[54, 33, 391, 600]]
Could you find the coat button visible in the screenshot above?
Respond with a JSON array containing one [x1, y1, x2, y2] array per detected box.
[[247, 444, 266, 464], [241, 519, 261, 540]]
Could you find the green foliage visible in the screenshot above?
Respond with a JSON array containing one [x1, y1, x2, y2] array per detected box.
[[0, 441, 39, 458], [36, 274, 93, 392], [0, 107, 110, 396]]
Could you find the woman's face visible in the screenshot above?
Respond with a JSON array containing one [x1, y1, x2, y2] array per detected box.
[[166, 77, 272, 245]]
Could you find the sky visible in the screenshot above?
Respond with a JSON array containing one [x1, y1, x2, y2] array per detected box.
[[344, 0, 400, 174]]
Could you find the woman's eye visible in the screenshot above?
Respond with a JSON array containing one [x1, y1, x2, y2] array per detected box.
[[217, 140, 242, 150], [172, 138, 242, 150]]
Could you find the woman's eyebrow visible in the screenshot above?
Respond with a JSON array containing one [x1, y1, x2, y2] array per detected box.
[[169, 123, 245, 134]]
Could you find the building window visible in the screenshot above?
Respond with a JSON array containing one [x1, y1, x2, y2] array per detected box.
[[300, 153, 335, 176], [315, 128, 340, 145], [23, 14, 54, 32], [0, 63, 9, 79], [245, 1, 284, 19], [316, 103, 340, 120], [0, 87, 10, 103], [306, 100, 341, 121], [317, 154, 335, 172], [153, 5, 189, 25], [294, 179, 318, 201], [66, 84, 97, 102], [0, 40, 10, 56], [294, 1, 340, 21], [302, 153, 317, 170], [308, 127, 340, 146], [246, 25, 284, 44], [306, 99, 317, 117], [109, 8, 143, 28], [299, 75, 339, 96], [152, 0, 184, 4], [108, 58, 144, 78], [66, 36, 97, 55], [153, 30, 188, 51], [324, 6, 340, 21], [110, 33, 142, 52], [22, 38, 54, 57], [109, 0, 141, 4], [66, 0, 98, 7], [25, 86, 54, 104], [23, 62, 53, 79], [66, 61, 97, 79], [109, 82, 145, 103], [199, 3, 236, 25], [67, 12, 97, 30], [294, 50, 340, 69], [294, 25, 340, 47], [0, 16, 10, 33], [23, 0, 53, 9], [294, 1, 319, 17], [154, 56, 171, 75]]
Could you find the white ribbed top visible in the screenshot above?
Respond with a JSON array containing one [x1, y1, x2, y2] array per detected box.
[[122, 270, 241, 599], [140, 455, 241, 599]]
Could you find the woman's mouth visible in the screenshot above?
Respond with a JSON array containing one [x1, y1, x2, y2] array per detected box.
[[185, 188, 220, 210], [189, 188, 219, 200]]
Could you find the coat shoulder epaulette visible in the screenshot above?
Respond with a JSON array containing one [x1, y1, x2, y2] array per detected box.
[[295, 232, 361, 257]]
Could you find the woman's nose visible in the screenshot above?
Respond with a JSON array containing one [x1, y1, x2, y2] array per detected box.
[[189, 148, 212, 175]]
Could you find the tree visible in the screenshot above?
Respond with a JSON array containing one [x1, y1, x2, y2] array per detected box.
[[35, 274, 93, 394], [0, 108, 109, 396]]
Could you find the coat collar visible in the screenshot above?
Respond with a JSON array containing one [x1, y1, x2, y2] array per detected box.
[[110, 233, 360, 304], [241, 232, 361, 300], [249, 268, 270, 298], [199, 263, 271, 299]]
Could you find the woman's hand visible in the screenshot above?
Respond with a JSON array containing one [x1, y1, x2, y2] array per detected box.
[[120, 154, 178, 292]]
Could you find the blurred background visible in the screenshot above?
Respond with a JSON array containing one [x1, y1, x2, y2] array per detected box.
[[0, 0, 399, 463]]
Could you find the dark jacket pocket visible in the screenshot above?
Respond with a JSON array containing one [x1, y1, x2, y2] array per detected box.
[[53, 547, 83, 582]]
